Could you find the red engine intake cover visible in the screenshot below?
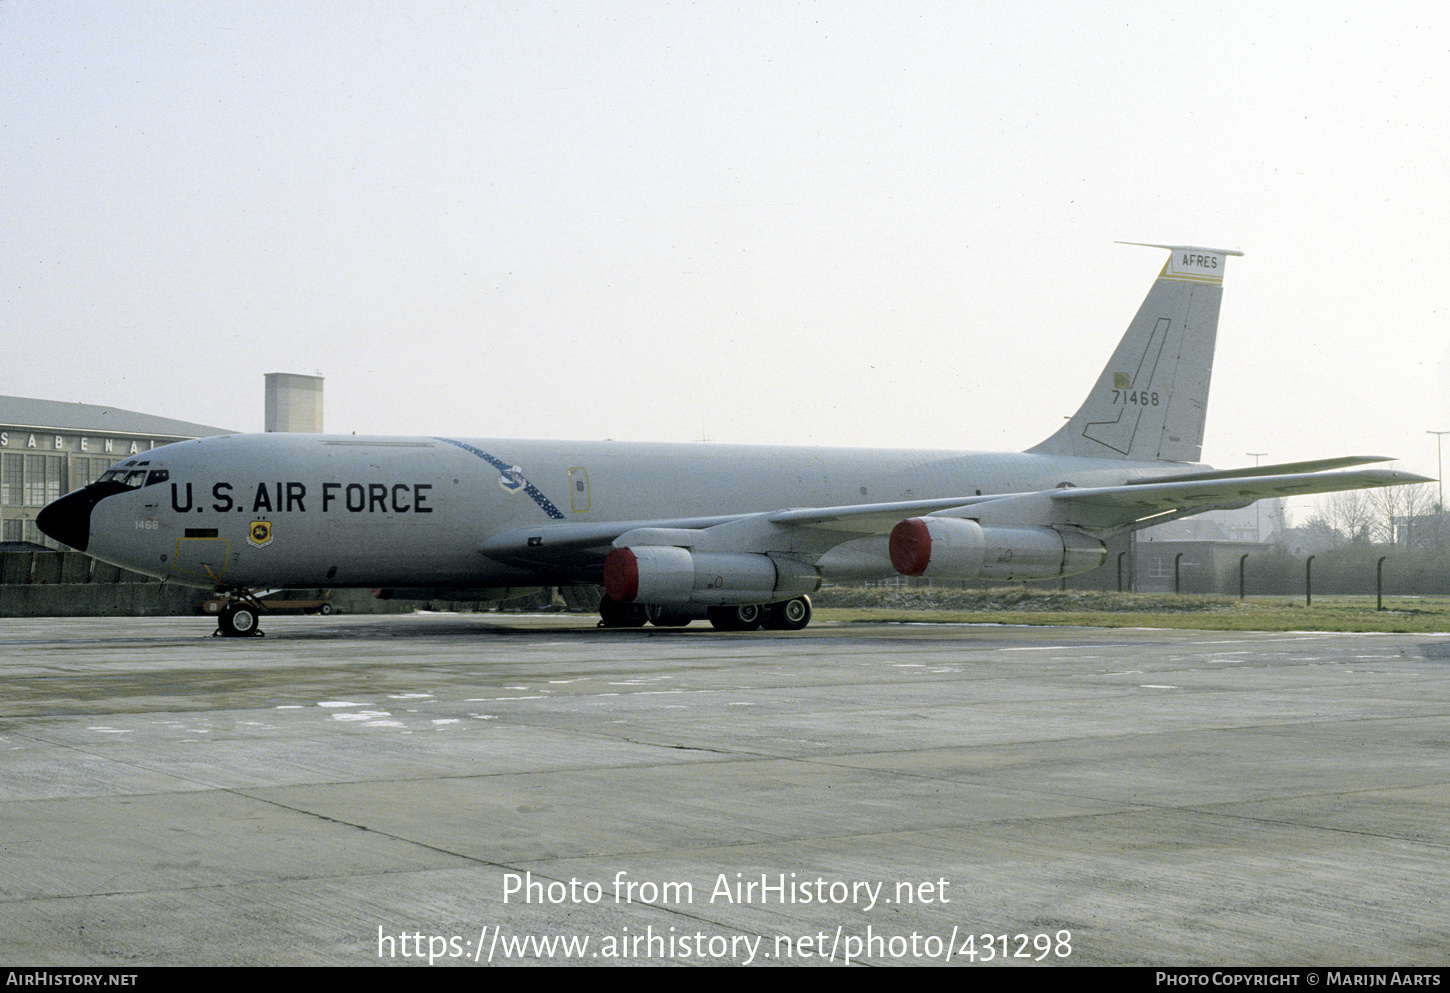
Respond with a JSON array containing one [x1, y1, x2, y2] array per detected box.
[[602, 547, 640, 602], [888, 518, 933, 576]]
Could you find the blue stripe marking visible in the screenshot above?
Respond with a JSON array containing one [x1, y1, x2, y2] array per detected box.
[[433, 437, 567, 520]]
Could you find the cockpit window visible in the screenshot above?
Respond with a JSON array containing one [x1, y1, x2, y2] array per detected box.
[[98, 468, 152, 489], [144, 469, 169, 486]]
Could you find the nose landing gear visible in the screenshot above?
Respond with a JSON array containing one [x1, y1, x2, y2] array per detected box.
[[213, 591, 266, 637]]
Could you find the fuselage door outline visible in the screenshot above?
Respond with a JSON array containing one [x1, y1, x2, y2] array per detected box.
[[173, 536, 230, 580], [568, 467, 590, 513]]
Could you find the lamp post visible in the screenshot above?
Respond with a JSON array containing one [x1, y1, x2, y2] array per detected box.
[[1427, 431, 1448, 513], [1247, 452, 1267, 541], [1428, 431, 1449, 550]]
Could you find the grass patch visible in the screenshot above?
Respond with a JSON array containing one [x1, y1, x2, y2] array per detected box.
[[810, 587, 1450, 633]]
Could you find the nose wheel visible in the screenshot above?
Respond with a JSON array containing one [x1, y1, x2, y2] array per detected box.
[[214, 592, 266, 637]]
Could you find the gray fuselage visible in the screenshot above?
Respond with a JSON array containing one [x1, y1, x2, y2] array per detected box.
[[69, 432, 1194, 591]]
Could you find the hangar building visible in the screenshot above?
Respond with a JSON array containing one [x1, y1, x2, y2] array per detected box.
[[0, 397, 231, 548]]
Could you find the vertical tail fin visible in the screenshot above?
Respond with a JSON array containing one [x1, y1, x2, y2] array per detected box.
[[1028, 243, 1242, 463]]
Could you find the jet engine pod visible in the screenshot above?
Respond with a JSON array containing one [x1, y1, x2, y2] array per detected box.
[[603, 545, 694, 603], [889, 516, 985, 577], [604, 546, 820, 606], [889, 517, 1106, 581]]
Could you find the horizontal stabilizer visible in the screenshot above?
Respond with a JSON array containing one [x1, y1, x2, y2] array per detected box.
[[1125, 456, 1396, 485], [1048, 468, 1434, 534]]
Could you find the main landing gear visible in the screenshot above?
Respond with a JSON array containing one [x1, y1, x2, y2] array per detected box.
[[213, 590, 266, 638], [598, 596, 648, 628], [762, 596, 812, 631], [711, 598, 813, 632], [598, 596, 812, 631]]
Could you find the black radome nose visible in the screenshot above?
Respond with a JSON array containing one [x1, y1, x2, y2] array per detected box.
[[36, 482, 128, 552]]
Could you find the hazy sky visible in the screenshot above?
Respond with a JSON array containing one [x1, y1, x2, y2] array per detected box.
[[4, 2, 1447, 488]]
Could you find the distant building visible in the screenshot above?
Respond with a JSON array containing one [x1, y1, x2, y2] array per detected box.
[[1140, 500, 1287, 544], [0, 397, 230, 547], [1277, 520, 1341, 556], [1131, 537, 1261, 593], [1127, 501, 1288, 593], [1392, 512, 1450, 550]]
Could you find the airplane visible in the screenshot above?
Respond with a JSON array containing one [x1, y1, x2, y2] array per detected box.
[[36, 243, 1429, 637]]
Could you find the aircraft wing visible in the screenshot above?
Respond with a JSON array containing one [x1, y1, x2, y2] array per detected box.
[[476, 497, 995, 570], [765, 466, 1430, 540], [478, 465, 1430, 571], [477, 515, 745, 564]]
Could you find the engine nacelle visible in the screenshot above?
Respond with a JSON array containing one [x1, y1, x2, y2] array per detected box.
[[604, 546, 820, 606], [889, 517, 1105, 581]]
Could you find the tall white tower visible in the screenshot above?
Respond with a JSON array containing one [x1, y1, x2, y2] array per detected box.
[[264, 373, 323, 433]]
